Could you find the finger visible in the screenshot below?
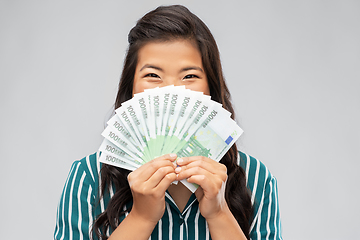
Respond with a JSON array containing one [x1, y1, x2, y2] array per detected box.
[[177, 166, 226, 185], [129, 154, 177, 183], [176, 157, 227, 177], [176, 156, 211, 166], [176, 156, 222, 170], [145, 165, 176, 189], [176, 165, 213, 181], [177, 165, 227, 195], [154, 172, 177, 193], [186, 175, 223, 198], [151, 153, 177, 164], [161, 153, 178, 162]]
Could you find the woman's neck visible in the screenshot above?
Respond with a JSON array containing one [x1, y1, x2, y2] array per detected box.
[[167, 182, 193, 213]]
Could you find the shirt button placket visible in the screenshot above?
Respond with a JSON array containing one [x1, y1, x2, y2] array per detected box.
[[178, 216, 184, 225]]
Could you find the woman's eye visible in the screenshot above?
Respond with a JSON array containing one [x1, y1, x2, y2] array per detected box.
[[183, 74, 199, 80], [145, 73, 160, 78]]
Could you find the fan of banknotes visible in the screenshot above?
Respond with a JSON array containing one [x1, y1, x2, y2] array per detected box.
[[98, 85, 243, 191]]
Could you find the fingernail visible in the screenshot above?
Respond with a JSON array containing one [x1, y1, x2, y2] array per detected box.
[[169, 153, 177, 158], [175, 167, 181, 173], [177, 158, 183, 164]]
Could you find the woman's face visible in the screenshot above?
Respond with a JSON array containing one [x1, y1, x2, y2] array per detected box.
[[133, 40, 210, 95]]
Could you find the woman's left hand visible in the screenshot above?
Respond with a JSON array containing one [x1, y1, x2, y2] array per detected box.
[[175, 156, 228, 220]]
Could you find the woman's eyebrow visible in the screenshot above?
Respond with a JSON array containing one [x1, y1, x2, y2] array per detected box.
[[139, 64, 204, 72], [181, 66, 204, 72], [140, 64, 163, 72]]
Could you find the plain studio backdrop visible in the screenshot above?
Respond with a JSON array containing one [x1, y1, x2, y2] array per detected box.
[[0, 1, 359, 239]]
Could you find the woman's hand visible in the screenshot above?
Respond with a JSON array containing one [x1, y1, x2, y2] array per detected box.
[[127, 153, 177, 224], [109, 154, 177, 240], [175, 156, 228, 220], [175, 157, 247, 240]]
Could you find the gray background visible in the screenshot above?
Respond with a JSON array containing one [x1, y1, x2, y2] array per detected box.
[[1, 1, 359, 239]]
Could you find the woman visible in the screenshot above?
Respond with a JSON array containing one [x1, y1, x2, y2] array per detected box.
[[54, 5, 282, 240]]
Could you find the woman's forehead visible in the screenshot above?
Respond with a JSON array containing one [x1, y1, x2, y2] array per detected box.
[[136, 40, 203, 70]]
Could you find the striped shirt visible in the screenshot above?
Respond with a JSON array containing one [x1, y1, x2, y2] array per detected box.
[[54, 151, 282, 240]]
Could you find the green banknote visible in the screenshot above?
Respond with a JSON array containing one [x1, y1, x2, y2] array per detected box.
[[99, 139, 142, 169], [101, 126, 145, 162]]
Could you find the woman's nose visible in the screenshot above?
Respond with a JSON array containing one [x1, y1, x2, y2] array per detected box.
[[161, 77, 182, 87]]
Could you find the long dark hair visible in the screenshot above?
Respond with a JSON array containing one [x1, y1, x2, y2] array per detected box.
[[93, 5, 253, 239]]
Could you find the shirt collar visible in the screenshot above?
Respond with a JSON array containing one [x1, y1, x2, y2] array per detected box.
[[165, 191, 198, 215]]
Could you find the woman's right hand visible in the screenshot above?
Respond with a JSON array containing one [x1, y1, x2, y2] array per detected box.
[[109, 154, 177, 240], [127, 153, 178, 224]]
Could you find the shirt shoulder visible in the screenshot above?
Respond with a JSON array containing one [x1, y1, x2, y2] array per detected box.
[[62, 152, 102, 197], [237, 151, 273, 195], [54, 152, 103, 240], [77, 151, 102, 185], [237, 151, 282, 239], [67, 152, 102, 194]]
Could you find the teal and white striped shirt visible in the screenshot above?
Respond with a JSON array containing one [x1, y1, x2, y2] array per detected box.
[[54, 151, 282, 240]]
